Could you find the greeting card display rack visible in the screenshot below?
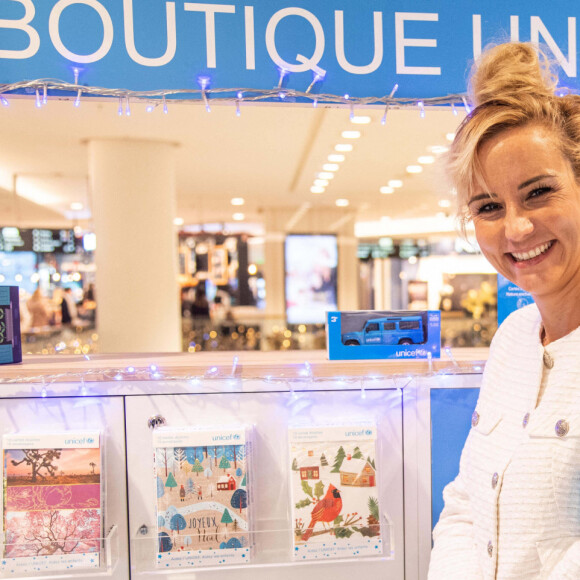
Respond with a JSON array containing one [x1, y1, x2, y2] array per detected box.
[[0, 349, 487, 580]]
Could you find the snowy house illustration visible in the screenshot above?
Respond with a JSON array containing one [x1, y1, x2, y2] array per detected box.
[[299, 465, 320, 481], [339, 456, 376, 487], [217, 473, 236, 491]]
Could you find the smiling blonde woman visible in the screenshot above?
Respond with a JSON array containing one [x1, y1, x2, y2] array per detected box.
[[428, 42, 580, 580]]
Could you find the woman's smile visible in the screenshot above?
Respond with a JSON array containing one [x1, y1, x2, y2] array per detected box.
[[508, 240, 554, 265]]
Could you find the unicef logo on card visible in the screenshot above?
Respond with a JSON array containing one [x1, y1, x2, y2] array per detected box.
[[86, 437, 95, 444], [365, 429, 373, 436]]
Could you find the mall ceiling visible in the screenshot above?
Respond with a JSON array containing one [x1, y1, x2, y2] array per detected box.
[[0, 96, 464, 233]]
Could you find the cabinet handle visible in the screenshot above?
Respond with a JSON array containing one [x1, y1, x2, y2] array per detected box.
[[147, 414, 167, 430]]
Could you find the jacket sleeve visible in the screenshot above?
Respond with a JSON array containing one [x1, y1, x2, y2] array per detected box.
[[428, 431, 483, 580]]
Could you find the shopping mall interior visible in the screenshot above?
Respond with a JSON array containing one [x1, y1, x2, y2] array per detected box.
[[0, 97, 497, 355]]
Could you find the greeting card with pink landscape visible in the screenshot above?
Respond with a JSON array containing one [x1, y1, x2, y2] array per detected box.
[[2, 432, 102, 574]]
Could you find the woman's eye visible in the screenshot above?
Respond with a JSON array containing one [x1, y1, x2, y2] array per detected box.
[[528, 186, 551, 198], [476, 202, 501, 214]]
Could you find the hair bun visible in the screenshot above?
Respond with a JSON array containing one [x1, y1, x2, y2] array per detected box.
[[469, 42, 558, 107]]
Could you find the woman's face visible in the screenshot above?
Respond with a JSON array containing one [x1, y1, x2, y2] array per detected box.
[[469, 124, 580, 302]]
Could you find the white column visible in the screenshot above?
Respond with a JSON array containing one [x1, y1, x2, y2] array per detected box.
[[262, 230, 286, 344], [337, 233, 359, 311], [88, 139, 181, 352]]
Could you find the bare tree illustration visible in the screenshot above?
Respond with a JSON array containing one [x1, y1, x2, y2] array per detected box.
[[11, 449, 62, 482]]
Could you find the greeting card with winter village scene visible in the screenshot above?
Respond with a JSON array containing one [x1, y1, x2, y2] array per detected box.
[[153, 427, 250, 568], [1, 432, 102, 574], [289, 425, 382, 560]]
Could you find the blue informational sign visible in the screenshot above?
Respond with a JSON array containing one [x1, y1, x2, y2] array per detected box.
[[1, 1, 579, 99], [431, 387, 479, 530], [497, 274, 534, 326]]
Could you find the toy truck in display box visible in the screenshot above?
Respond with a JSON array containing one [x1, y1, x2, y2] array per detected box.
[[341, 315, 425, 346], [326, 310, 440, 360]]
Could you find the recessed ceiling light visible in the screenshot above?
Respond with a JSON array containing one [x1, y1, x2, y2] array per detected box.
[[388, 179, 403, 188], [336, 199, 349, 207], [322, 163, 340, 172], [328, 154, 345, 163], [438, 199, 452, 208], [341, 130, 361, 139], [406, 165, 423, 174], [335, 144, 353, 152], [418, 155, 435, 164], [430, 145, 449, 154], [318, 172, 335, 180], [446, 133, 456, 142], [350, 115, 371, 124], [310, 186, 325, 194], [380, 186, 394, 194], [173, 217, 184, 226], [314, 179, 329, 187], [70, 202, 83, 210], [232, 213, 245, 221], [231, 197, 245, 206]]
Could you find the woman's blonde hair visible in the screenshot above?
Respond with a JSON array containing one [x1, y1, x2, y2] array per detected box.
[[449, 42, 580, 228]]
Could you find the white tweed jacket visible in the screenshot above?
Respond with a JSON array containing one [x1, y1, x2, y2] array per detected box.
[[429, 304, 580, 580]]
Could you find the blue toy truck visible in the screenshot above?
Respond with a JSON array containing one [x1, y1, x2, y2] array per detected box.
[[341, 315, 426, 346]]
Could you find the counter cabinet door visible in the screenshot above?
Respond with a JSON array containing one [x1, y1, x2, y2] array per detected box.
[[125, 389, 405, 580], [0, 395, 130, 580]]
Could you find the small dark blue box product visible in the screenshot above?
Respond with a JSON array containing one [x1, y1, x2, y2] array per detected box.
[[326, 310, 441, 360], [0, 286, 22, 364]]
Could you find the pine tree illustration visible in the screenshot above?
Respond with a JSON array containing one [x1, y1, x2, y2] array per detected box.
[[331, 446, 346, 473]]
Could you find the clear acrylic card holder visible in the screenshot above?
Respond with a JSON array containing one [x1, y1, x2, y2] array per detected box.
[[130, 515, 393, 573], [0, 524, 118, 578]]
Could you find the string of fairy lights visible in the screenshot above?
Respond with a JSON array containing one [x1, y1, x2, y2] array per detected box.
[[0, 77, 472, 117], [0, 350, 484, 398]]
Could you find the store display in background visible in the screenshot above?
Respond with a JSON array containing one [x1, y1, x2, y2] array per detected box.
[[407, 281, 429, 311], [439, 273, 497, 348], [497, 274, 534, 326], [2, 431, 102, 573], [210, 246, 229, 286], [0, 286, 22, 364]]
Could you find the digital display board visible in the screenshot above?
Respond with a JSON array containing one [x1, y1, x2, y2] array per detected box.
[[0, 227, 77, 253], [285, 234, 338, 325]]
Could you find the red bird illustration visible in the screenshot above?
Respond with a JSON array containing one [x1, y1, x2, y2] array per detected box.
[[301, 484, 342, 541]]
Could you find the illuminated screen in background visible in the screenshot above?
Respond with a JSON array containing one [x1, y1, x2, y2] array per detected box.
[[284, 235, 338, 325]]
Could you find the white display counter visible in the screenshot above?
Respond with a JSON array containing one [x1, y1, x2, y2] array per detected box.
[[0, 350, 486, 580]]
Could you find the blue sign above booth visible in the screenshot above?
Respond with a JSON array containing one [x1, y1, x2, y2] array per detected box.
[[1, 1, 579, 100]]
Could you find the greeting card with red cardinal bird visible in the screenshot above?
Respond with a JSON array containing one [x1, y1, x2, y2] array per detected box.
[[289, 425, 382, 560], [300, 483, 343, 541]]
